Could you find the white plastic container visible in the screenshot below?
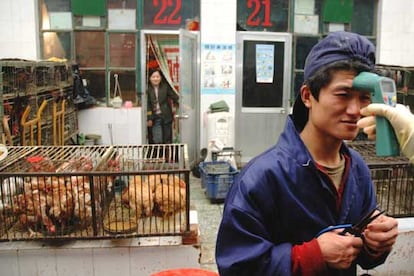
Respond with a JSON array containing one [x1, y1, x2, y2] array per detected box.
[[207, 112, 235, 148]]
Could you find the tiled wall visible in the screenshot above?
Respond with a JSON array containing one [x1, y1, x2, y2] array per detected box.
[[0, 0, 38, 60], [199, 0, 236, 148]]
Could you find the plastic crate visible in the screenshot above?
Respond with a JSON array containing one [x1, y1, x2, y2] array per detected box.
[[199, 161, 238, 201]]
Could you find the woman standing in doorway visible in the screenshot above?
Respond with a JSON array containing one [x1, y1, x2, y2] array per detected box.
[[146, 68, 179, 144]]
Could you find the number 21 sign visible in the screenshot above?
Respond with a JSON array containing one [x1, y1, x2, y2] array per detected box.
[[246, 0, 273, 27]]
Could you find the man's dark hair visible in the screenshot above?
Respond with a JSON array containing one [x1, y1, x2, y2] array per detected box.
[[304, 59, 373, 101]]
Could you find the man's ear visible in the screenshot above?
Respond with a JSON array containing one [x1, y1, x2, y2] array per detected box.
[[300, 85, 312, 109]]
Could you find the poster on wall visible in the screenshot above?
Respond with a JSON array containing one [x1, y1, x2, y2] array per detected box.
[[256, 44, 274, 83], [201, 44, 235, 95]]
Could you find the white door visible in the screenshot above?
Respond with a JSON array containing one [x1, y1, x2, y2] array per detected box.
[[178, 29, 200, 165], [235, 32, 292, 163]]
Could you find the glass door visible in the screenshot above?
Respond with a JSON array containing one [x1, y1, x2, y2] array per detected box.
[[178, 29, 199, 165]]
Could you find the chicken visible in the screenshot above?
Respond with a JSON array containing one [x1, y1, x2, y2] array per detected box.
[[70, 176, 92, 226], [14, 189, 56, 235], [159, 174, 186, 189], [0, 177, 24, 212], [44, 178, 74, 232], [154, 183, 186, 217], [121, 180, 154, 218], [13, 176, 80, 235], [121, 174, 187, 218]]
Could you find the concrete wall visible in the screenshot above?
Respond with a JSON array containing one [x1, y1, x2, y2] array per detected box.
[[77, 107, 142, 145]]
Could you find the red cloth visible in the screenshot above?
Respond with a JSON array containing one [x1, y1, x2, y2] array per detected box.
[[292, 239, 327, 276], [151, 268, 218, 276]]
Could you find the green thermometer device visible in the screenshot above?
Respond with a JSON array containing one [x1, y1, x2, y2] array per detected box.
[[353, 72, 400, 156]]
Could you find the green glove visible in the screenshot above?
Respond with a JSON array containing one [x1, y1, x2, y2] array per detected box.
[[358, 103, 414, 163]]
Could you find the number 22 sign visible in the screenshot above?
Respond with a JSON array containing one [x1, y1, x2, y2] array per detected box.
[[246, 0, 273, 27], [152, 0, 182, 25]]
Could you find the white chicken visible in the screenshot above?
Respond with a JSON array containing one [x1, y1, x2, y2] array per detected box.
[[0, 177, 24, 212]]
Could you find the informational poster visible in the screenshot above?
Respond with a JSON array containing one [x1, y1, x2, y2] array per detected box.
[[256, 44, 274, 83], [201, 44, 235, 95]]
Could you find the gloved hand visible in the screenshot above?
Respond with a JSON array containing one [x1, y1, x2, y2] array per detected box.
[[358, 103, 414, 163]]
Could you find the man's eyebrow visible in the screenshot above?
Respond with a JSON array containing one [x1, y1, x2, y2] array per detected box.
[[332, 84, 353, 92]]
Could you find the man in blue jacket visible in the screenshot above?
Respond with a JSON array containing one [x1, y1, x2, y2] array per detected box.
[[215, 31, 399, 275]]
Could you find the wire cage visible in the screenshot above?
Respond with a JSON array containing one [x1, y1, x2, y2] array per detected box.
[[0, 144, 190, 242], [1, 60, 76, 146], [347, 141, 414, 217], [0, 60, 36, 98]]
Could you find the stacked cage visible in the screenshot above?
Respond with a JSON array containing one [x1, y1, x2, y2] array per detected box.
[[0, 59, 75, 146], [348, 141, 414, 217], [0, 144, 190, 242]]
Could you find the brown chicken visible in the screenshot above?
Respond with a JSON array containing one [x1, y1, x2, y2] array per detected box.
[[13, 176, 81, 235], [153, 174, 186, 217], [69, 176, 92, 226], [44, 177, 74, 232], [154, 183, 186, 217], [14, 189, 56, 235], [121, 174, 187, 218], [121, 178, 154, 218]]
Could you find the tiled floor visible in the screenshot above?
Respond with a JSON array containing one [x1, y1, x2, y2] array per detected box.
[[189, 174, 224, 273]]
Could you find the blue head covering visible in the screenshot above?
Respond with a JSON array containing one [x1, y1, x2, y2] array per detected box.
[[292, 31, 376, 131]]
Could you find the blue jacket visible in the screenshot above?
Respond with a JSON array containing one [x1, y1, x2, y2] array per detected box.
[[216, 116, 387, 275]]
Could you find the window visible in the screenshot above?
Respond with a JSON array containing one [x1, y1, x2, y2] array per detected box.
[[291, 0, 378, 104], [39, 0, 200, 107]]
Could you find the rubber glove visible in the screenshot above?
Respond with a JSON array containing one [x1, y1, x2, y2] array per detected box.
[[358, 103, 414, 163]]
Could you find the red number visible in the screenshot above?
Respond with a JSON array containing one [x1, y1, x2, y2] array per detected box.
[[153, 0, 182, 25], [246, 0, 260, 26], [153, 0, 168, 24], [168, 0, 182, 24], [261, 0, 272, 27], [246, 0, 273, 27]]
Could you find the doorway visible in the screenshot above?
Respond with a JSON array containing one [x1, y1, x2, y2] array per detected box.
[[140, 30, 200, 166]]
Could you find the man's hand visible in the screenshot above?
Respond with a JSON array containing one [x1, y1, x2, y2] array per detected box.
[[362, 212, 398, 257], [358, 103, 414, 163], [317, 230, 363, 269]]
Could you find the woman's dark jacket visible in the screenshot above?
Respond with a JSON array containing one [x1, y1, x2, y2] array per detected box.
[[147, 83, 179, 123]]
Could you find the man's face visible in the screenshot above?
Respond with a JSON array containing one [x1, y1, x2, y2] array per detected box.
[[305, 70, 372, 141]]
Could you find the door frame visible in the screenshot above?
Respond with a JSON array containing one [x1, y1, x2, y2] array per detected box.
[[178, 29, 201, 165], [140, 29, 180, 144], [139, 29, 201, 165]]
